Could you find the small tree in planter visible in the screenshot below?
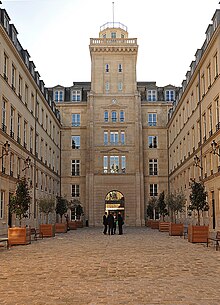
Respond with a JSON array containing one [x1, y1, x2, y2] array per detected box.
[[146, 197, 159, 229], [189, 181, 209, 226], [166, 191, 185, 236], [188, 181, 209, 243], [8, 177, 31, 246], [56, 196, 68, 223], [9, 177, 31, 226], [39, 196, 56, 237], [55, 196, 68, 233], [157, 191, 168, 221], [68, 199, 84, 229]]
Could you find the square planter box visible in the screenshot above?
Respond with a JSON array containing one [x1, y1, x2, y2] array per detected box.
[[145, 220, 152, 227], [150, 220, 159, 229], [55, 223, 67, 233], [8, 227, 31, 246], [68, 221, 77, 230], [159, 222, 170, 232], [39, 224, 55, 237], [76, 220, 83, 228], [169, 223, 184, 236], [188, 225, 209, 243]]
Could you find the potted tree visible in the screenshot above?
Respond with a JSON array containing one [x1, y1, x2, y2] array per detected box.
[[188, 181, 209, 243], [55, 196, 68, 233], [146, 197, 159, 229], [167, 191, 185, 236], [157, 191, 169, 232], [8, 178, 31, 246], [68, 199, 84, 229], [39, 196, 56, 237]]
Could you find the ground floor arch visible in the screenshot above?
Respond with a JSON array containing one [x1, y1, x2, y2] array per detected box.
[[105, 190, 125, 218]]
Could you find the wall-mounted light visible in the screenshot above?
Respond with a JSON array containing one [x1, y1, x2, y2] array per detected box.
[[194, 155, 203, 169], [0, 141, 10, 159], [211, 140, 220, 157], [22, 156, 31, 171]]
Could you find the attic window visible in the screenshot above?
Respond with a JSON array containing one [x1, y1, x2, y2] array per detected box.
[[3, 15, 9, 33], [111, 32, 116, 38]]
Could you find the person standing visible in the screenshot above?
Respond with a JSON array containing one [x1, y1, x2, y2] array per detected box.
[[113, 212, 117, 234], [107, 212, 114, 235], [117, 211, 124, 235], [103, 212, 108, 234]]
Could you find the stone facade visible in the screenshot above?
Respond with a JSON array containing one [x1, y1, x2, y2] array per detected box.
[[0, 7, 220, 232]]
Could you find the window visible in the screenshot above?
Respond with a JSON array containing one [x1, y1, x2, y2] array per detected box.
[[111, 32, 116, 38], [214, 52, 218, 78], [72, 90, 81, 102], [16, 115, 21, 143], [72, 185, 80, 197], [103, 156, 126, 174], [120, 111, 125, 122], [165, 90, 175, 101], [12, 64, 16, 89], [147, 90, 157, 101], [110, 132, 119, 144], [148, 136, 157, 148], [0, 191, 4, 219], [72, 160, 80, 176], [41, 108, 44, 126], [30, 128, 33, 153], [36, 134, 39, 157], [10, 107, 14, 138], [216, 98, 220, 130], [104, 111, 109, 122], [25, 84, 28, 106], [201, 74, 205, 96], [2, 100, 7, 131], [10, 153, 14, 176], [110, 156, 119, 173], [209, 106, 213, 135], [24, 121, 27, 147], [202, 113, 206, 140], [72, 136, 80, 149], [148, 113, 157, 126], [121, 156, 126, 173], [105, 64, 109, 72], [18, 75, 22, 97], [149, 159, 158, 175], [118, 64, 122, 72], [104, 132, 108, 145], [31, 93, 34, 114], [72, 114, 80, 127], [54, 90, 63, 102], [4, 53, 8, 80], [103, 156, 108, 173], [121, 131, 125, 144], [150, 184, 158, 196], [105, 82, 110, 91], [118, 82, 123, 91], [112, 111, 117, 122], [207, 64, 211, 88]]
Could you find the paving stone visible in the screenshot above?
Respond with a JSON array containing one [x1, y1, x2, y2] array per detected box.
[[0, 227, 220, 304]]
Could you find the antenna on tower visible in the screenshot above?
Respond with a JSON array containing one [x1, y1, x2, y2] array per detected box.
[[112, 2, 115, 28]]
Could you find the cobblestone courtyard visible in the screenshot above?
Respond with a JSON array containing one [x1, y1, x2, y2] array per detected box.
[[1, 227, 220, 305]]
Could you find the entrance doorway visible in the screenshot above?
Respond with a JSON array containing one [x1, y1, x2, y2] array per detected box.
[[105, 190, 125, 217]]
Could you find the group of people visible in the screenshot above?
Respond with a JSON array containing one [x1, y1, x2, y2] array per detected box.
[[103, 211, 124, 235]]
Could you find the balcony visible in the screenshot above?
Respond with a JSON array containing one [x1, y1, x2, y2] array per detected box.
[[24, 142, 27, 149], [10, 130, 14, 139], [216, 122, 220, 132], [90, 37, 137, 47], [17, 136, 21, 144], [4, 73, 8, 82], [2, 123, 7, 133], [2, 167, 6, 174], [72, 193, 80, 197], [10, 170, 13, 177], [209, 130, 213, 137]]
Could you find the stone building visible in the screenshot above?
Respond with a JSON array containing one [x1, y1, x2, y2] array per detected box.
[[0, 6, 220, 232]]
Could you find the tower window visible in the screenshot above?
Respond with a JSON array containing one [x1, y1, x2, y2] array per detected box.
[[105, 64, 109, 73], [111, 32, 116, 38], [118, 64, 122, 72]]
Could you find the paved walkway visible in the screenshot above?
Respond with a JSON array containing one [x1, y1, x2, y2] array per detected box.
[[0, 227, 220, 305]]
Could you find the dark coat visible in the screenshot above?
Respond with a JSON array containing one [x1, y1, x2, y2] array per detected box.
[[103, 214, 108, 225], [107, 214, 114, 226], [118, 214, 124, 226]]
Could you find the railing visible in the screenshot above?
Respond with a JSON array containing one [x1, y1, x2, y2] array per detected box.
[[90, 38, 137, 46], [100, 22, 127, 32]]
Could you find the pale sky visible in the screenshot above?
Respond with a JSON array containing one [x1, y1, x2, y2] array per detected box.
[[1, 0, 219, 87]]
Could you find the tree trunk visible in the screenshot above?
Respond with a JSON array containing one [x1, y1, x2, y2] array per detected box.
[[197, 209, 200, 226], [46, 214, 49, 224], [61, 215, 63, 223]]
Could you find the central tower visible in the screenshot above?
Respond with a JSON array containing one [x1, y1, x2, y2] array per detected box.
[[87, 22, 144, 226]]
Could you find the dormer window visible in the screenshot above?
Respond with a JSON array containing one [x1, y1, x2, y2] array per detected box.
[[72, 90, 81, 102], [3, 14, 10, 33], [147, 90, 157, 101], [165, 90, 175, 101], [111, 32, 116, 39], [214, 18, 218, 31], [54, 90, 63, 102], [118, 64, 122, 72], [103, 34, 106, 38], [121, 34, 124, 38], [206, 32, 211, 43], [105, 64, 109, 73]]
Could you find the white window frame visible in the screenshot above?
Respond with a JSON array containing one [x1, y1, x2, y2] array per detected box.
[[148, 113, 157, 126], [0, 191, 4, 219], [72, 114, 80, 127]]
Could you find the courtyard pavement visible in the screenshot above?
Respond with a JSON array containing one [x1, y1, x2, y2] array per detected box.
[[0, 227, 220, 305]]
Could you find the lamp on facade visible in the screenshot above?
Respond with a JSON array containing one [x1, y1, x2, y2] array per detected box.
[[211, 140, 220, 157], [0, 141, 10, 159], [194, 155, 203, 169], [22, 156, 31, 171]]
